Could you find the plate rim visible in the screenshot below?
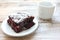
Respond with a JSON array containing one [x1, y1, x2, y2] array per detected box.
[[1, 17, 38, 37]]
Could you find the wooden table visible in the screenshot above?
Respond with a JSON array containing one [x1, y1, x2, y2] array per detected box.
[[0, 3, 60, 40], [0, 23, 60, 40]]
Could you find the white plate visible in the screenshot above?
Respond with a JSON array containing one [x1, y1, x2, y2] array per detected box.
[[1, 18, 38, 37]]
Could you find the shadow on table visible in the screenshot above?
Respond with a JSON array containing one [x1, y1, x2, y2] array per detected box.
[[4, 32, 36, 40]]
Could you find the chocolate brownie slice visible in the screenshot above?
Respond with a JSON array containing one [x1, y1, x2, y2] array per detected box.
[[7, 12, 35, 33]]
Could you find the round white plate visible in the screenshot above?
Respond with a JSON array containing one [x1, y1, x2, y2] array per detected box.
[[1, 18, 38, 37]]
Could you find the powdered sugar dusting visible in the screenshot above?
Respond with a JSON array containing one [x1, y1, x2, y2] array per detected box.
[[9, 12, 31, 23]]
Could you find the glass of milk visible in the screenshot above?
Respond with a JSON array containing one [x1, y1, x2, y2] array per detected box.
[[39, 2, 55, 21]]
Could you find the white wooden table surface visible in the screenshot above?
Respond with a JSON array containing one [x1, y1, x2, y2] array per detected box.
[[0, 3, 60, 40]]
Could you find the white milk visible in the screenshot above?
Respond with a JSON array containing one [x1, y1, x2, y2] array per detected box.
[[39, 2, 55, 19]]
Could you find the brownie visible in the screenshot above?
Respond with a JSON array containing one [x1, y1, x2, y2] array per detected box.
[[24, 22, 35, 29], [7, 18, 23, 33], [7, 12, 35, 33]]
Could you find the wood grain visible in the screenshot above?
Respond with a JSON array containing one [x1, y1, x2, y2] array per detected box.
[[0, 2, 60, 40], [0, 23, 60, 40]]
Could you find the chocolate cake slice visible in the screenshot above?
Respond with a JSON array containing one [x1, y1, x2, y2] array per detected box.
[[24, 22, 35, 29], [7, 12, 35, 33]]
